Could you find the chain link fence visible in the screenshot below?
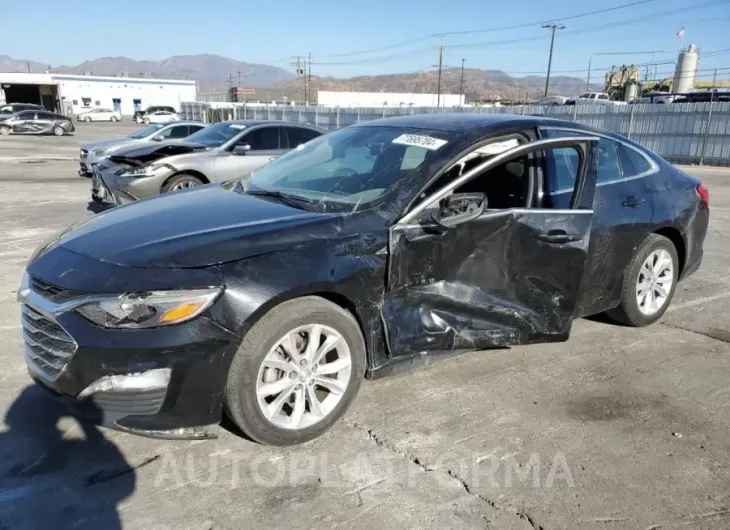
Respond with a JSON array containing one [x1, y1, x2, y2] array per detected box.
[[180, 101, 730, 167]]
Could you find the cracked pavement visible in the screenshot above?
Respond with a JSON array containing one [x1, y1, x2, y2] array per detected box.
[[0, 123, 729, 529]]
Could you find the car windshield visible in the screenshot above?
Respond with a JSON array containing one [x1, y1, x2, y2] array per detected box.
[[240, 125, 459, 213], [129, 124, 165, 139], [184, 122, 246, 147]]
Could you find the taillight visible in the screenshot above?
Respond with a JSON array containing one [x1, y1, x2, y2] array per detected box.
[[696, 183, 709, 206]]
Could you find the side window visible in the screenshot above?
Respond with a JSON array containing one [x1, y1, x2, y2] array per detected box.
[[168, 125, 191, 139], [158, 126, 174, 138], [17, 112, 35, 120], [598, 94, 609, 100], [542, 147, 583, 209], [285, 127, 321, 148], [542, 129, 620, 184], [452, 154, 532, 210], [244, 126, 280, 150], [36, 112, 53, 120], [616, 142, 652, 177], [189, 125, 205, 134]]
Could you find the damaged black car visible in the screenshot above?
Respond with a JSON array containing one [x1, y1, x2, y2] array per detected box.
[[19, 114, 709, 445]]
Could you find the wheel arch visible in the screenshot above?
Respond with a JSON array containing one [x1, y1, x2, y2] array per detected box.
[[162, 169, 210, 190], [654, 225, 687, 278]]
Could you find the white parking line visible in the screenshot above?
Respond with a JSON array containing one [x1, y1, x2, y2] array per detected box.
[[668, 291, 730, 312]]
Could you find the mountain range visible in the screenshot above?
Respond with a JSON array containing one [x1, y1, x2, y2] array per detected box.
[[0, 54, 598, 100]]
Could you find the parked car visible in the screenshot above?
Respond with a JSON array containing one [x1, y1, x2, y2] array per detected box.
[[0, 103, 46, 116], [0, 110, 74, 136], [90, 120, 325, 205], [142, 111, 180, 124], [568, 92, 628, 106], [19, 114, 709, 445], [78, 121, 208, 176], [77, 108, 122, 122], [537, 96, 568, 106], [134, 106, 176, 123]]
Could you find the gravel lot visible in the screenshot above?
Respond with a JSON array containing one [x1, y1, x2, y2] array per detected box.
[[0, 123, 728, 530]]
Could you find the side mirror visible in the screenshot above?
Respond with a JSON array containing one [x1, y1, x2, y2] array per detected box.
[[152, 135, 165, 141], [433, 193, 487, 228], [233, 144, 251, 155]]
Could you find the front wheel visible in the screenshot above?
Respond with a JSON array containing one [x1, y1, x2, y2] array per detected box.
[[52, 126, 65, 136], [225, 296, 366, 445], [0, 125, 10, 136], [161, 174, 203, 193], [84, 116, 91, 123], [110, 116, 118, 122], [143, 118, 150, 124], [607, 234, 679, 326]]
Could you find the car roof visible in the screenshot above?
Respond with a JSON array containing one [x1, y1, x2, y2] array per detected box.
[[218, 119, 325, 131]]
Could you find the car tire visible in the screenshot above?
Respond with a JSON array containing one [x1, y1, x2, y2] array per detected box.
[[52, 126, 65, 136], [161, 174, 204, 193], [606, 233, 679, 327], [0, 125, 10, 136], [84, 116, 91, 123], [110, 116, 118, 122], [143, 118, 150, 124], [225, 296, 366, 446]]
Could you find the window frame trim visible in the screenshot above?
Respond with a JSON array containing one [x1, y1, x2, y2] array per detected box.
[[540, 126, 659, 196]]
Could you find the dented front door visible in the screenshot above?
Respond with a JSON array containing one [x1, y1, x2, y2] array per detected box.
[[381, 137, 599, 357]]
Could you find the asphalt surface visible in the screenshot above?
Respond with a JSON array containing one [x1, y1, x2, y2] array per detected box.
[[0, 122, 728, 530]]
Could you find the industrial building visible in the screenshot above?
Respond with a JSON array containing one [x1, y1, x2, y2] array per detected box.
[[0, 73, 197, 116], [317, 90, 465, 108]]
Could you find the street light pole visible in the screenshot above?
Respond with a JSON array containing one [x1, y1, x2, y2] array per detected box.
[[542, 23, 565, 97], [586, 54, 593, 91]]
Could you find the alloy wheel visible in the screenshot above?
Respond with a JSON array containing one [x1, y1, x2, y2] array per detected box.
[[0, 126, 10, 136], [256, 324, 352, 430], [636, 249, 674, 316], [170, 180, 200, 191]]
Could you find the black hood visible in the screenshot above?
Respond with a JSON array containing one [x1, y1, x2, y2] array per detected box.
[[108, 141, 209, 166], [55, 185, 341, 268]]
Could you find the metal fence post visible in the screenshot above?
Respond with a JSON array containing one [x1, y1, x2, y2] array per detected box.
[[298, 107, 302, 123], [699, 99, 715, 166], [382, 107, 386, 119], [626, 105, 636, 138], [267, 107, 271, 120], [357, 107, 361, 123], [282, 107, 286, 121], [336, 107, 340, 129], [315, 106, 319, 128], [572, 103, 578, 122]]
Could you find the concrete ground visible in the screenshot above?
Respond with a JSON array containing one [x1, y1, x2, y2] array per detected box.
[[0, 123, 728, 530]]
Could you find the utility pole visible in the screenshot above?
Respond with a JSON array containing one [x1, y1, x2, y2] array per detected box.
[[434, 35, 445, 107], [27, 61, 31, 73], [308, 52, 312, 106], [227, 72, 235, 101], [459, 58, 465, 104], [237, 70, 244, 88], [542, 23, 565, 97], [290, 56, 306, 104]]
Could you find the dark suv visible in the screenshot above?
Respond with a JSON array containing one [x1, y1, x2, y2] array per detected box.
[[134, 106, 176, 123]]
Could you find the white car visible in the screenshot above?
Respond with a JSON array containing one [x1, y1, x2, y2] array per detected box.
[[143, 111, 180, 124], [77, 108, 122, 122]]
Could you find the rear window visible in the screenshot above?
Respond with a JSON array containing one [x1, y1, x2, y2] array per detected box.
[[617, 143, 652, 177]]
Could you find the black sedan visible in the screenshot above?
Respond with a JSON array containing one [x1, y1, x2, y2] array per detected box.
[[0, 110, 75, 136], [19, 114, 709, 445]]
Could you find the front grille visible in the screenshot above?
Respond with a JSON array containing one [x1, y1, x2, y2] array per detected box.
[[22, 305, 77, 380], [29, 277, 79, 303]]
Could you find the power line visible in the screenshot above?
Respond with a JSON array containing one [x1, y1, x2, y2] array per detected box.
[[313, 0, 658, 60], [441, 0, 657, 36]]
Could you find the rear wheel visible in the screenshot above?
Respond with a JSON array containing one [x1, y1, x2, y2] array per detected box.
[[84, 116, 91, 123], [110, 116, 118, 122], [607, 234, 679, 326], [52, 126, 65, 136], [143, 117, 150, 124], [225, 296, 366, 445], [0, 125, 10, 136], [161, 174, 204, 193]]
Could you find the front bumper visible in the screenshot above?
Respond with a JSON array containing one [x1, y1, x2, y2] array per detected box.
[[19, 259, 239, 438], [91, 165, 168, 206]]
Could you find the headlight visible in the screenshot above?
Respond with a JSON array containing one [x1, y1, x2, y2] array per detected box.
[[76, 288, 222, 329], [123, 163, 176, 178]]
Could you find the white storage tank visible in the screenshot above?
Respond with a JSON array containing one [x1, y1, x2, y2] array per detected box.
[[673, 44, 700, 94], [625, 81, 640, 101]]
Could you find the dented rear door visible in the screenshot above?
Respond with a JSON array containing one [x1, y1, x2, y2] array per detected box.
[[382, 137, 599, 356]]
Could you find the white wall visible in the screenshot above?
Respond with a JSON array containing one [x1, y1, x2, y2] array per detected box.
[[317, 90, 465, 108], [54, 75, 197, 115]]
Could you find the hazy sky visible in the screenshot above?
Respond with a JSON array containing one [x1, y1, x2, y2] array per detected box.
[[4, 0, 730, 84]]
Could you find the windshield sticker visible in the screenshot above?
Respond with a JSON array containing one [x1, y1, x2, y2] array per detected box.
[[476, 139, 520, 155], [229, 124, 247, 130], [392, 134, 448, 150]]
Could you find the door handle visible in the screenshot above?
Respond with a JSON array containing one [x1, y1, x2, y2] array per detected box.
[[622, 196, 646, 208], [536, 230, 582, 244]]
